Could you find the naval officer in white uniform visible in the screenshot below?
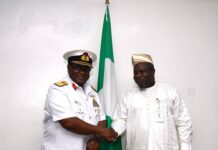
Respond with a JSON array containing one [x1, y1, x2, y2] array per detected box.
[[42, 50, 116, 150]]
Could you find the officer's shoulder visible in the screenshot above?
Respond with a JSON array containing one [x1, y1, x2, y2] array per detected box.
[[54, 81, 68, 87]]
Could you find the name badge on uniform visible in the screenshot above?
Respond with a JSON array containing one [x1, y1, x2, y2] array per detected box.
[[155, 98, 164, 123], [90, 95, 100, 115], [91, 96, 99, 107]]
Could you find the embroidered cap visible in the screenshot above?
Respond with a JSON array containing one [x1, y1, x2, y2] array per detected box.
[[132, 53, 153, 66], [63, 50, 97, 67]]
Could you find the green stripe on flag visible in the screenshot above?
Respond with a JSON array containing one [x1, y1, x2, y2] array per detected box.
[[97, 6, 114, 92], [97, 5, 122, 150]]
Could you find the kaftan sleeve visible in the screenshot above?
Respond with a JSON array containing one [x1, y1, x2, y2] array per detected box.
[[111, 95, 128, 136], [173, 91, 193, 150]]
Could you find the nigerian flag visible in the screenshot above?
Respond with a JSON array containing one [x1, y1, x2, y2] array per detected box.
[[97, 5, 122, 150]]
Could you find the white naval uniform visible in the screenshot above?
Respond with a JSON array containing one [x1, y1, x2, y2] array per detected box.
[[42, 75, 106, 150], [112, 83, 192, 150]]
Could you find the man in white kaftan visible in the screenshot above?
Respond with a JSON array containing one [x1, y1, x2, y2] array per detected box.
[[111, 53, 193, 150]]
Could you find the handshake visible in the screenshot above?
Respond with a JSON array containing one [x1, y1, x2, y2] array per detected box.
[[98, 127, 118, 142], [86, 128, 118, 150]]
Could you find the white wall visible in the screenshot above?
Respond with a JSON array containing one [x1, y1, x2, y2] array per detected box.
[[0, 0, 218, 149]]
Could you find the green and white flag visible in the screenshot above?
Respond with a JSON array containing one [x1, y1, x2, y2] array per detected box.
[[97, 5, 122, 150]]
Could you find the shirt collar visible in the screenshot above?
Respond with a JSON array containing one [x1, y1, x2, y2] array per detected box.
[[64, 75, 92, 95], [137, 82, 157, 93], [72, 82, 78, 90]]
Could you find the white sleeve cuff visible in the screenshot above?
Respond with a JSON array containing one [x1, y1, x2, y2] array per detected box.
[[53, 113, 76, 121], [111, 125, 122, 136], [100, 114, 106, 121], [111, 120, 125, 136], [181, 142, 192, 150]]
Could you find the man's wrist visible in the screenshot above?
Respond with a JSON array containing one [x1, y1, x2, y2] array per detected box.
[[109, 128, 118, 138], [96, 127, 104, 138]]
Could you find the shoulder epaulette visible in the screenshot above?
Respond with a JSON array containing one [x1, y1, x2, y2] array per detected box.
[[54, 81, 68, 87]]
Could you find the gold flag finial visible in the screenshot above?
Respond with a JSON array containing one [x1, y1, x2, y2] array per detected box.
[[105, 0, 109, 4]]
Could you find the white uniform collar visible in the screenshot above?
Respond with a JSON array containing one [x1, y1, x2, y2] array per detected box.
[[64, 75, 92, 95]]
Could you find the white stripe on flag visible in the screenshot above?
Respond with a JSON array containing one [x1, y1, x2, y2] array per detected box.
[[98, 58, 117, 117]]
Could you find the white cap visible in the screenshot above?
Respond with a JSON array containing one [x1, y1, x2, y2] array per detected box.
[[132, 53, 153, 66], [63, 49, 97, 62]]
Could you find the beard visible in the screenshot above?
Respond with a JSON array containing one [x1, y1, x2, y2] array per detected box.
[[135, 78, 155, 89]]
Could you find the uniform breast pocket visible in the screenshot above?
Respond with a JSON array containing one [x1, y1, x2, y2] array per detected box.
[[72, 100, 85, 120], [75, 109, 85, 120], [93, 107, 101, 120]]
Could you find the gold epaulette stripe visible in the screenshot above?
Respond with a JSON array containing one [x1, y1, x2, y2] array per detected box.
[[54, 81, 68, 87]]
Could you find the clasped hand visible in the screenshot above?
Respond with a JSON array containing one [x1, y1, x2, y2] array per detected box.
[[86, 128, 118, 150], [100, 128, 118, 142]]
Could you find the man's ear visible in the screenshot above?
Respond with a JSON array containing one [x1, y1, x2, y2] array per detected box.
[[152, 68, 156, 74]]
